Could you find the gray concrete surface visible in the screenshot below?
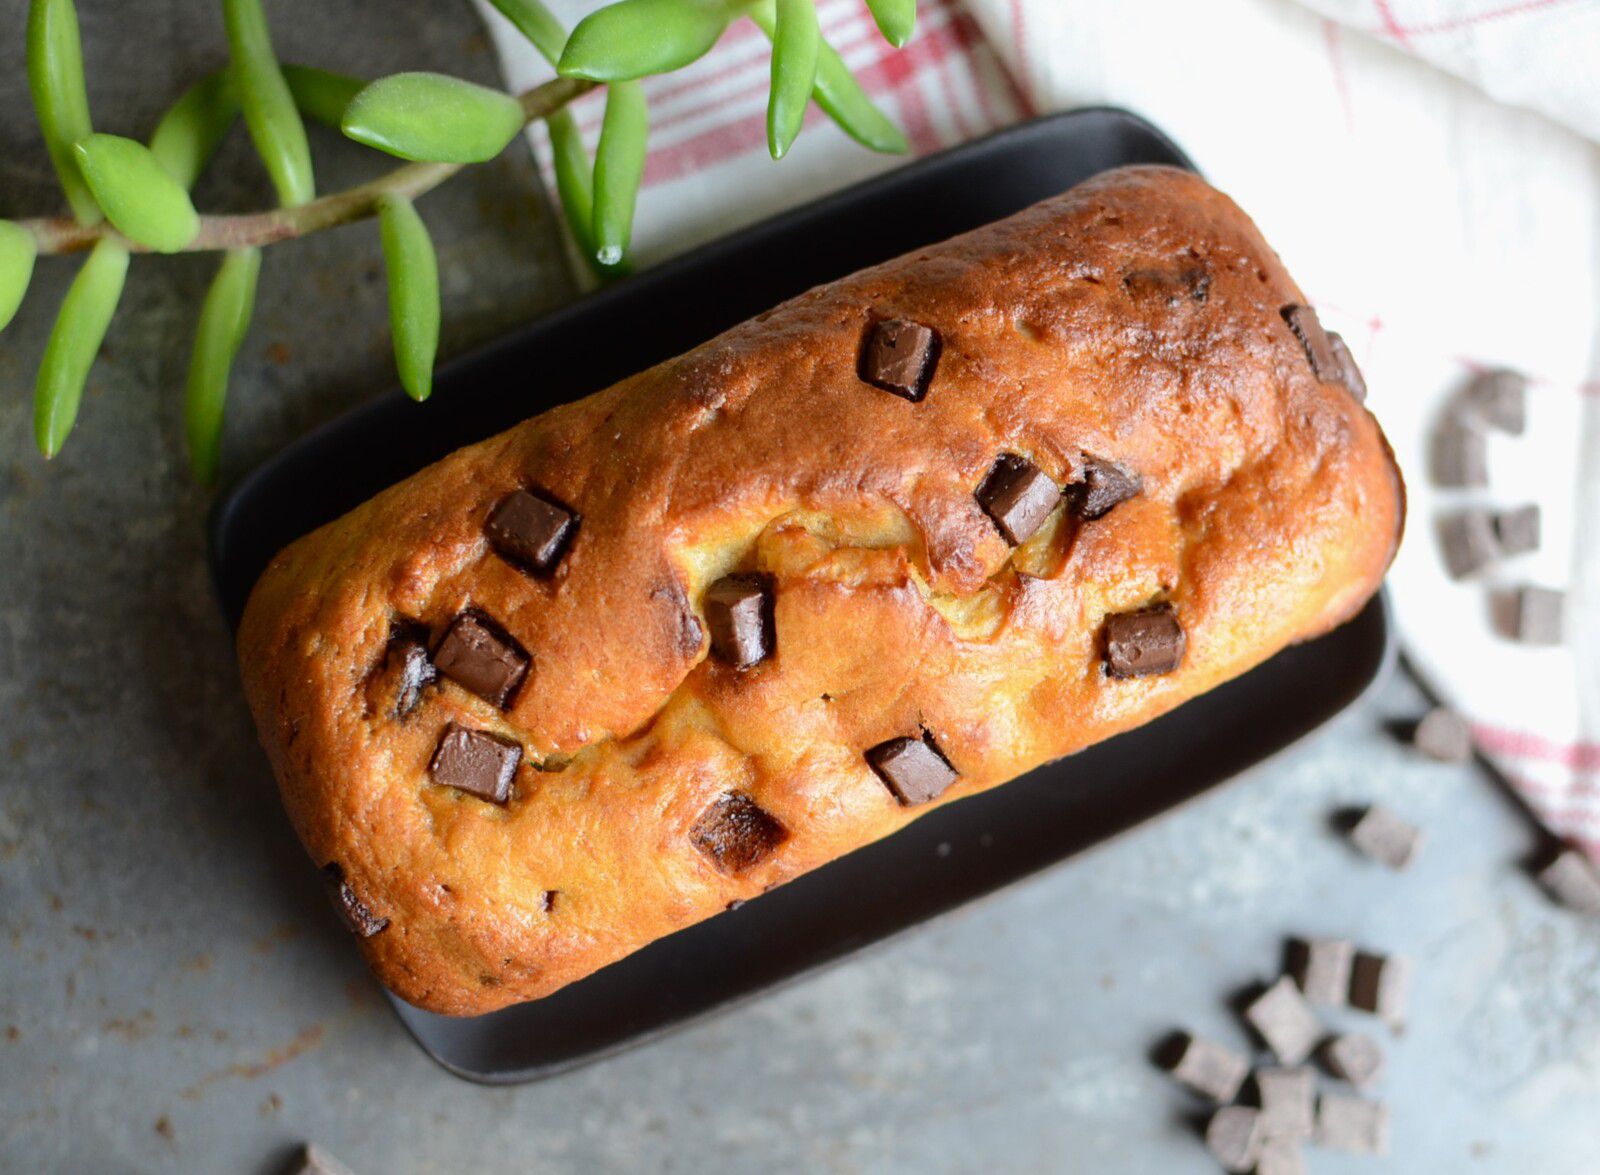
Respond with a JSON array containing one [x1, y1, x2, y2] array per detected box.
[[4, 3, 1600, 1172]]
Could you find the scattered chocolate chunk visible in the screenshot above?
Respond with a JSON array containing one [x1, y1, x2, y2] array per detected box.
[[1287, 938, 1353, 1007], [1122, 265, 1210, 306], [1465, 368, 1527, 435], [1413, 707, 1473, 762], [1254, 1139, 1306, 1175], [1065, 456, 1142, 520], [1321, 1032, 1385, 1089], [321, 863, 388, 938], [485, 488, 577, 575], [690, 791, 788, 875], [1254, 1066, 1315, 1140], [296, 1143, 358, 1175], [1316, 1094, 1389, 1155], [1205, 1106, 1264, 1174], [866, 732, 959, 806], [704, 574, 773, 669], [1535, 848, 1600, 915], [433, 612, 530, 708], [1349, 951, 1411, 1025], [976, 454, 1061, 545], [859, 318, 940, 400], [1326, 331, 1367, 402], [1439, 509, 1498, 579], [1492, 504, 1540, 557], [429, 723, 522, 804], [1348, 804, 1424, 869], [1102, 604, 1185, 679], [1432, 422, 1488, 488], [1510, 585, 1565, 645], [1244, 977, 1323, 1065], [1166, 1033, 1249, 1103], [1280, 304, 1339, 382]]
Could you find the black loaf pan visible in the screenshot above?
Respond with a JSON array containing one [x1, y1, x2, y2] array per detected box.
[[211, 108, 1395, 1084]]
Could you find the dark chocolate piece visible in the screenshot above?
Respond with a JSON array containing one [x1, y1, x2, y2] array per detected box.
[[976, 454, 1060, 545], [1511, 586, 1565, 645], [1316, 1094, 1388, 1154], [390, 635, 437, 717], [1439, 509, 1498, 579], [1349, 952, 1411, 1025], [1321, 1032, 1384, 1089], [1122, 265, 1210, 306], [1065, 456, 1142, 520], [1412, 707, 1472, 762], [866, 733, 959, 806], [704, 574, 773, 669], [1102, 604, 1185, 679], [859, 318, 940, 400], [1465, 368, 1527, 435], [1254, 1066, 1315, 1140], [689, 791, 788, 875], [1493, 504, 1540, 557], [1348, 804, 1423, 869], [1288, 937, 1354, 1007], [429, 723, 522, 804], [1536, 849, 1600, 914], [1281, 304, 1340, 382], [1245, 977, 1323, 1065], [1432, 423, 1488, 488], [322, 863, 388, 938], [485, 488, 577, 574], [1166, 1033, 1249, 1103], [1205, 1106, 1263, 1174], [1326, 331, 1367, 402], [433, 612, 530, 708]]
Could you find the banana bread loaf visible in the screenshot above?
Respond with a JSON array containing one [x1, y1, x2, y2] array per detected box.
[[237, 165, 1403, 1015]]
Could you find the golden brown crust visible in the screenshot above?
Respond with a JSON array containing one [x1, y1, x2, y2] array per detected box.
[[237, 166, 1403, 1015]]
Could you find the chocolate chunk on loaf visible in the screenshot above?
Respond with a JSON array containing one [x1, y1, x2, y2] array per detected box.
[[237, 166, 1403, 1015]]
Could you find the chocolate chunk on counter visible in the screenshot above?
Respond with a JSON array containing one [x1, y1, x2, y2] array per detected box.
[[1245, 977, 1323, 1065], [429, 723, 522, 804], [859, 318, 940, 400], [1205, 1106, 1264, 1174], [1287, 937, 1354, 1007], [434, 612, 530, 708], [1510, 585, 1565, 645], [1349, 952, 1411, 1025], [486, 488, 577, 574], [1465, 368, 1527, 435], [1348, 804, 1424, 869], [866, 733, 959, 806], [1493, 504, 1540, 557], [1439, 509, 1498, 579], [977, 454, 1060, 545], [1321, 1032, 1385, 1089], [1065, 456, 1142, 520], [704, 574, 773, 669], [1254, 1139, 1306, 1175], [322, 863, 388, 938], [1280, 304, 1339, 383], [690, 791, 788, 874], [1326, 331, 1367, 402], [1412, 706, 1473, 763], [1166, 1033, 1249, 1103], [1254, 1066, 1315, 1140], [1316, 1094, 1389, 1155], [1432, 423, 1488, 488], [1102, 604, 1185, 679], [1536, 848, 1600, 915]]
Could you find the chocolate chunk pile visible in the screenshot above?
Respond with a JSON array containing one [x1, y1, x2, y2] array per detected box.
[[1161, 931, 1410, 1171]]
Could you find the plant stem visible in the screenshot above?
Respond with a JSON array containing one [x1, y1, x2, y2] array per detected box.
[[17, 75, 594, 257]]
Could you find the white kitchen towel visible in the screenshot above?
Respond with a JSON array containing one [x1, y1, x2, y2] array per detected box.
[[479, 0, 1600, 856]]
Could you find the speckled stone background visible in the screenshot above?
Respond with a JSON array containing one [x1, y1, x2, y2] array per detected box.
[[2, 3, 1599, 1172]]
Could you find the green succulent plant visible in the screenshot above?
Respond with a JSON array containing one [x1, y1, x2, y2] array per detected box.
[[4, 0, 916, 481]]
